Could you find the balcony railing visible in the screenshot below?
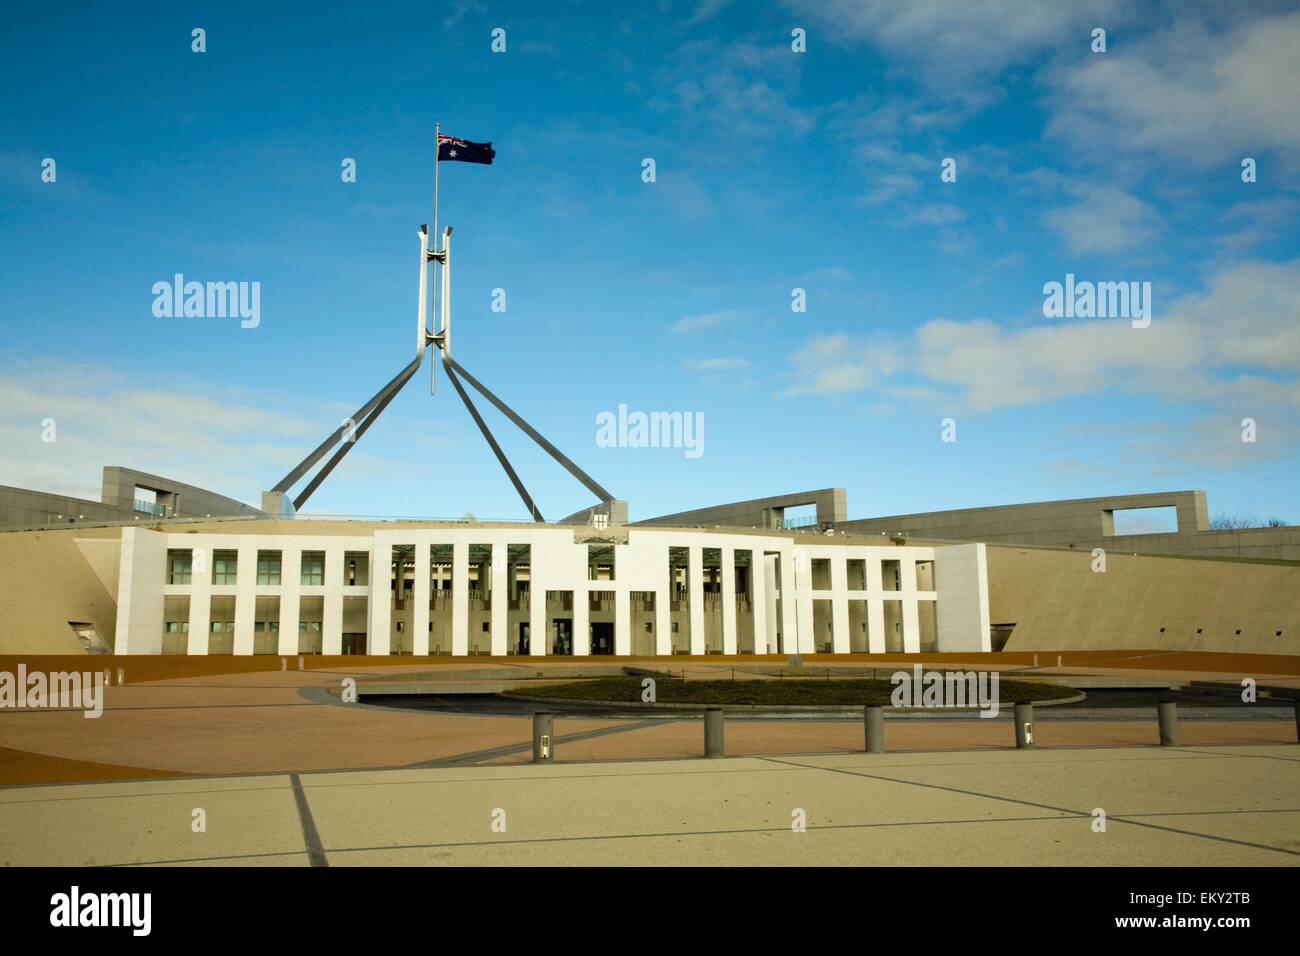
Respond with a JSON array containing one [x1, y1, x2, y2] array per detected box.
[[134, 499, 166, 516]]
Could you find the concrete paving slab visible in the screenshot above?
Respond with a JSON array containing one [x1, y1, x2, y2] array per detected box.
[[0, 774, 303, 866], [325, 816, 1292, 867], [2, 745, 1296, 868]]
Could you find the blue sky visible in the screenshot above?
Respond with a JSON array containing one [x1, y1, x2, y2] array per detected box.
[[1, 0, 1297, 525]]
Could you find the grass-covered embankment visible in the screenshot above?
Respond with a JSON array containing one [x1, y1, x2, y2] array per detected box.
[[502, 674, 1078, 707]]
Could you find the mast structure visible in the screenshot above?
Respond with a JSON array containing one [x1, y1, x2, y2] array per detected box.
[[264, 129, 615, 522]]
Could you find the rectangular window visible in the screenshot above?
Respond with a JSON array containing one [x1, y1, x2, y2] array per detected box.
[[256, 550, 282, 585], [301, 551, 325, 586], [167, 549, 192, 585], [212, 550, 238, 586], [588, 543, 615, 581], [1109, 506, 1178, 535], [345, 551, 369, 586]]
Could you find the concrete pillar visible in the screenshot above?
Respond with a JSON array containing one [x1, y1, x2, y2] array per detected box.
[[1158, 701, 1179, 746], [864, 705, 885, 753], [532, 712, 555, 763], [490, 544, 507, 656], [529, 554, 546, 657], [654, 584, 672, 656], [277, 548, 301, 656], [368, 540, 392, 655], [791, 549, 815, 654], [451, 540, 468, 657], [831, 557, 850, 654], [688, 546, 705, 655], [573, 584, 590, 657], [866, 557, 886, 653], [704, 707, 724, 757], [901, 599, 921, 654], [412, 542, 431, 656], [751, 551, 769, 655], [614, 589, 631, 656], [721, 545, 737, 655], [778, 552, 797, 655], [114, 527, 166, 655], [322, 549, 343, 656], [187, 587, 211, 655], [232, 543, 257, 656], [1014, 702, 1035, 748]]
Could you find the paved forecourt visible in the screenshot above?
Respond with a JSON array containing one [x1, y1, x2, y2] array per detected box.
[[2, 744, 1296, 867]]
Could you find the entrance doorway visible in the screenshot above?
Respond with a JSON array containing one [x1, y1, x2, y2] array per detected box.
[[590, 622, 614, 655], [552, 618, 572, 656], [516, 622, 530, 655], [342, 633, 366, 655]]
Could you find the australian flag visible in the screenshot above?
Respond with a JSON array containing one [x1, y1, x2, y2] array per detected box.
[[437, 133, 495, 165]]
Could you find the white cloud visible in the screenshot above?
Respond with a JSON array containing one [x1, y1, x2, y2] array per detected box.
[[1048, 11, 1300, 165], [1043, 184, 1161, 256], [904, 203, 966, 226], [0, 358, 395, 508], [782, 258, 1300, 415], [789, 0, 1119, 95], [671, 309, 739, 334], [781, 334, 899, 396], [683, 356, 751, 372]]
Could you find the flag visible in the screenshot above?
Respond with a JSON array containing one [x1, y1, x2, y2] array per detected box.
[[437, 133, 495, 165]]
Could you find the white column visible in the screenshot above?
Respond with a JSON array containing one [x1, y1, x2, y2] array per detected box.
[[866, 556, 886, 653], [751, 550, 769, 655], [323, 549, 344, 655], [688, 545, 704, 655], [867, 601, 886, 654], [831, 556, 850, 654], [573, 582, 590, 656], [187, 541, 211, 655], [413, 541, 431, 656], [451, 540, 469, 656], [114, 527, 167, 655], [369, 539, 392, 655], [232, 543, 257, 656], [654, 584, 672, 655], [490, 543, 507, 656], [615, 588, 631, 655], [187, 589, 210, 655], [902, 599, 921, 653], [277, 548, 301, 655], [529, 546, 546, 656], [721, 545, 737, 655], [778, 552, 797, 655], [792, 548, 814, 654]]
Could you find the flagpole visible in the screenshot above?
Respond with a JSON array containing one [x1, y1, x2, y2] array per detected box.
[[433, 121, 440, 256]]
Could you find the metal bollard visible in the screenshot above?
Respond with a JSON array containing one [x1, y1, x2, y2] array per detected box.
[[704, 707, 725, 757], [280, 658, 287, 671], [1014, 702, 1035, 748], [532, 712, 554, 763], [297, 656, 304, 671], [115, 667, 125, 687], [1158, 700, 1179, 746], [864, 705, 885, 753]]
